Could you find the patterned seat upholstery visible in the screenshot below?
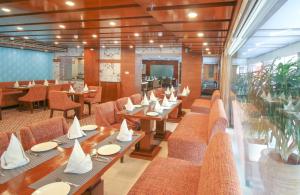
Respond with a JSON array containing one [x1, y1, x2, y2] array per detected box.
[[128, 132, 241, 195], [84, 86, 102, 115], [191, 90, 221, 114], [48, 91, 81, 118], [130, 93, 142, 105], [0, 132, 12, 156], [168, 99, 228, 164], [115, 97, 140, 130], [19, 117, 69, 150], [18, 85, 48, 113]]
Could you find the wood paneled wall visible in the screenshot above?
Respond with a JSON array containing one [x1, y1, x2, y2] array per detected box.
[[181, 48, 202, 108], [84, 48, 99, 86], [121, 48, 141, 97], [142, 60, 179, 79]]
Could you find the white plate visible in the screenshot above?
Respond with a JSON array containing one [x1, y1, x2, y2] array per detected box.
[[97, 144, 121, 156], [90, 89, 96, 92], [31, 142, 58, 152], [32, 182, 70, 195], [134, 104, 142, 108], [146, 112, 159, 116], [81, 125, 98, 131]]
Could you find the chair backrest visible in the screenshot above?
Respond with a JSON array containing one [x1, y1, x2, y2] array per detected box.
[[198, 132, 241, 195], [130, 93, 142, 105], [116, 97, 128, 111], [207, 99, 228, 141], [88, 86, 102, 103], [25, 85, 47, 101], [60, 83, 71, 91], [48, 91, 72, 109], [20, 117, 69, 150], [95, 101, 118, 127], [155, 88, 165, 98], [210, 90, 221, 107], [0, 132, 11, 156], [47, 84, 62, 98]]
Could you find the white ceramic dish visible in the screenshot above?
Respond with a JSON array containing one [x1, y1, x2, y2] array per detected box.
[[146, 112, 159, 116], [81, 125, 98, 131], [31, 142, 58, 152], [134, 104, 142, 108], [32, 182, 70, 195], [97, 144, 121, 156]]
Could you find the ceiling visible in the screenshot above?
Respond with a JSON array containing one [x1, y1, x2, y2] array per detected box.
[[0, 0, 240, 54], [237, 0, 300, 59]]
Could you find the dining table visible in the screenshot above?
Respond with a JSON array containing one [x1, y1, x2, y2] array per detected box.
[[0, 127, 144, 195], [117, 100, 182, 160]]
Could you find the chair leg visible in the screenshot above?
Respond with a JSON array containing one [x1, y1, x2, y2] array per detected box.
[[43, 100, 46, 110], [30, 102, 33, 114], [88, 103, 91, 115], [50, 109, 54, 118], [120, 156, 124, 163], [0, 107, 2, 120]]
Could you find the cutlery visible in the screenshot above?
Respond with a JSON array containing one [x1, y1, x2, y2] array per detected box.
[[29, 151, 40, 157], [90, 149, 111, 161], [52, 139, 66, 145], [55, 178, 79, 187]]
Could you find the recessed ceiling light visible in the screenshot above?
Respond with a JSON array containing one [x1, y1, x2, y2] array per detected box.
[[65, 1, 75, 6], [59, 24, 66, 29], [149, 39, 154, 43], [129, 45, 134, 48], [56, 35, 61, 39], [205, 48, 210, 51], [208, 51, 211, 55], [1, 8, 11, 12], [203, 42, 208, 46], [77, 45, 80, 48], [114, 40, 118, 44], [92, 34, 97, 38], [82, 41, 87, 44], [134, 33, 140, 37], [159, 44, 164, 48], [158, 32, 163, 37], [23, 36, 29, 39], [90, 48, 94, 51], [109, 21, 116, 26], [44, 50, 48, 52], [197, 32, 204, 37], [74, 35, 78, 39], [17, 26, 23, 31], [102, 45, 106, 48], [54, 41, 59, 45], [9, 37, 14, 41], [187, 12, 198, 18]]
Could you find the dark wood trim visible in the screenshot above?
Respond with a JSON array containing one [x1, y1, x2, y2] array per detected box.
[[161, 19, 231, 24]]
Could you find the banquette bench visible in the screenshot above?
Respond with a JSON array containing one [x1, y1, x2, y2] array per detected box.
[[190, 90, 221, 114]]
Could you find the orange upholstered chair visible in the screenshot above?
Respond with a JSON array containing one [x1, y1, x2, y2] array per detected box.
[[0, 132, 12, 156], [48, 91, 81, 118], [47, 84, 62, 98], [84, 86, 102, 115], [20, 117, 69, 150], [0, 88, 2, 120], [60, 83, 72, 91], [18, 85, 47, 113], [116, 97, 140, 130], [191, 90, 221, 114], [130, 93, 142, 105], [95, 101, 121, 129], [128, 132, 241, 195]]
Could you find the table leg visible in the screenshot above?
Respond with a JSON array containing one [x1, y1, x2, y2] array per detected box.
[[74, 94, 84, 119], [84, 178, 104, 195], [154, 119, 171, 140], [130, 119, 161, 160]]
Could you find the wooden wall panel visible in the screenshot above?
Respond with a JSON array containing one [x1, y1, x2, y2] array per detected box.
[[84, 48, 99, 86], [121, 48, 140, 97], [142, 60, 179, 79], [181, 48, 202, 108], [100, 82, 121, 102]]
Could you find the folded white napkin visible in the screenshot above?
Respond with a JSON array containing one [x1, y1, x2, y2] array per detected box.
[[186, 86, 190, 94], [43, 80, 48, 86], [141, 94, 150, 106], [64, 140, 92, 174], [125, 98, 134, 111], [181, 87, 188, 96], [67, 116, 86, 139], [69, 85, 75, 93], [165, 87, 171, 95], [150, 91, 157, 102], [14, 81, 19, 88], [169, 92, 177, 102], [55, 79, 59, 84], [28, 81, 32, 87], [83, 84, 89, 92], [279, 92, 286, 100], [154, 100, 163, 113], [162, 95, 171, 107], [32, 80, 36, 86], [266, 93, 272, 102], [1, 134, 29, 169], [117, 120, 133, 142], [170, 86, 175, 93], [284, 99, 294, 111]]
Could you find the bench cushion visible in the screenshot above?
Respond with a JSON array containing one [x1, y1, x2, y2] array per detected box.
[[191, 99, 210, 114], [128, 157, 201, 195]]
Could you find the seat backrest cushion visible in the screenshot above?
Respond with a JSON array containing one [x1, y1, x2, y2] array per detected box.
[[198, 132, 241, 195], [95, 101, 117, 126], [0, 132, 11, 156]]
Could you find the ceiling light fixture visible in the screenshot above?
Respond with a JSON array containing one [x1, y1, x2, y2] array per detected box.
[[44, 50, 48, 52], [203, 42, 208, 46], [109, 21, 116, 26], [102, 45, 106, 48], [129, 45, 134, 49], [134, 33, 140, 37], [65, 1, 75, 6], [158, 32, 163, 37], [23, 36, 29, 39], [77, 45, 80, 48], [82, 41, 87, 44], [56, 35, 61, 39], [114, 40, 119, 44], [208, 51, 211, 55], [92, 34, 97, 38], [197, 32, 204, 37], [74, 35, 78, 39], [187, 12, 198, 18], [205, 48, 210, 51], [59, 24, 66, 29], [159, 44, 164, 48], [149, 39, 154, 43], [17, 26, 23, 31], [90, 48, 94, 51], [1, 8, 11, 12], [54, 41, 59, 45]]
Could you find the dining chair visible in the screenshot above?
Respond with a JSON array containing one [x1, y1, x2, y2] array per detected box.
[[95, 101, 121, 129], [0, 132, 11, 156], [84, 86, 102, 115], [116, 97, 140, 130], [19, 117, 69, 150], [18, 85, 47, 113], [130, 93, 142, 105], [0, 88, 3, 120], [48, 91, 81, 118], [60, 83, 72, 91]]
